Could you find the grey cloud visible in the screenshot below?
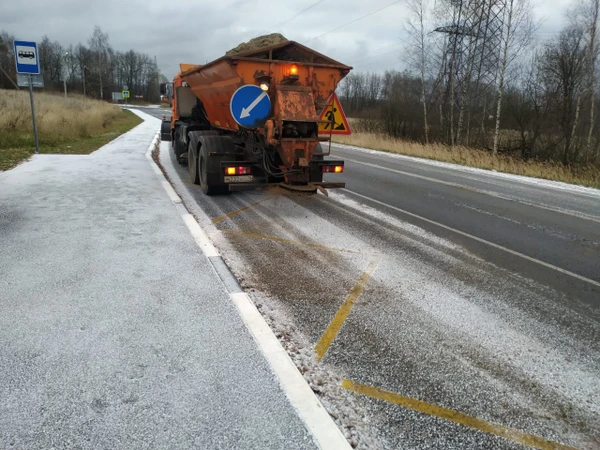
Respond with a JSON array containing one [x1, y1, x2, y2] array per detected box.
[[1, 0, 569, 79]]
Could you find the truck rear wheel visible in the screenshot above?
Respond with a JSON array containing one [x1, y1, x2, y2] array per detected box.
[[174, 129, 187, 165], [160, 120, 171, 141], [199, 143, 229, 195], [188, 141, 199, 184]]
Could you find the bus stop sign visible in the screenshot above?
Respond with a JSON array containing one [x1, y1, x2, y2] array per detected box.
[[14, 40, 40, 74]]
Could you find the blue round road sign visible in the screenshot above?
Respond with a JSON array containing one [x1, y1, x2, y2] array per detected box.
[[230, 84, 271, 128]]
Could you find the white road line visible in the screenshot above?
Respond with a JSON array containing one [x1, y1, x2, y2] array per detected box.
[[161, 180, 181, 203], [144, 127, 350, 450], [145, 131, 220, 257], [337, 156, 600, 224], [343, 189, 600, 288], [181, 214, 220, 258], [231, 292, 351, 449]]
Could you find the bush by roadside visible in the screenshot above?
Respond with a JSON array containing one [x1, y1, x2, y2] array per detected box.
[[333, 131, 600, 189]]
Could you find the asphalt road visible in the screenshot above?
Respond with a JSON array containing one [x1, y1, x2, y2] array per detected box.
[[331, 143, 600, 308], [131, 105, 169, 119], [151, 107, 600, 449]]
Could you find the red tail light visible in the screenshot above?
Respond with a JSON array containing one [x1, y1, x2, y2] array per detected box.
[[322, 165, 343, 173], [225, 166, 252, 175]]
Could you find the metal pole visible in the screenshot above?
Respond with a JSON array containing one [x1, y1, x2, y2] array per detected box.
[[62, 52, 69, 98], [28, 74, 40, 154], [83, 66, 86, 96]]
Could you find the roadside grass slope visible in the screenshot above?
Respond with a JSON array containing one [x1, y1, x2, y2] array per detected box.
[[0, 89, 142, 170], [334, 127, 600, 189]]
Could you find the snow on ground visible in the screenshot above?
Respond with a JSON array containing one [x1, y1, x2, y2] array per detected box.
[[328, 191, 463, 253], [250, 294, 382, 450], [332, 191, 599, 404], [155, 143, 384, 448], [333, 143, 600, 197]]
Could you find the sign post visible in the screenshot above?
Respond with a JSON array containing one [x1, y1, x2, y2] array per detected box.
[[123, 85, 129, 105], [28, 75, 40, 154], [14, 40, 41, 154]]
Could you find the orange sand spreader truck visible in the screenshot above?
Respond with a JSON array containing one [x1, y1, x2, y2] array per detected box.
[[159, 41, 352, 195]]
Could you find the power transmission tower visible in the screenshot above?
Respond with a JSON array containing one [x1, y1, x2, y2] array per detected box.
[[434, 0, 508, 144]]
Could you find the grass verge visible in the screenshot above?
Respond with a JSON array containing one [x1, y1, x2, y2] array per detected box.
[[0, 90, 143, 171], [333, 132, 600, 189]]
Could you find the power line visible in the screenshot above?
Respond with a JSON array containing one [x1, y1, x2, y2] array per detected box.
[[349, 42, 401, 61], [303, 0, 404, 44], [352, 49, 403, 69], [262, 0, 326, 35], [348, 41, 407, 66]]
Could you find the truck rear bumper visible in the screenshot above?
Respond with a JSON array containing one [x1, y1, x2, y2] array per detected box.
[[227, 181, 345, 192]]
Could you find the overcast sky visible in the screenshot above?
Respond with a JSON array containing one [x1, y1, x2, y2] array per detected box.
[[0, 0, 571, 78]]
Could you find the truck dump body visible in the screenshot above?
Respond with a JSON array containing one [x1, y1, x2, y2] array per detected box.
[[180, 41, 351, 132]]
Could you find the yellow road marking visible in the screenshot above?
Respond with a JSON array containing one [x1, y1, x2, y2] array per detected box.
[[212, 199, 271, 224], [218, 229, 359, 254], [341, 380, 578, 450], [315, 259, 379, 361]]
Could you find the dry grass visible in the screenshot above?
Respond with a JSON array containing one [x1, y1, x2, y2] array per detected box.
[[0, 89, 142, 170], [333, 132, 600, 189]]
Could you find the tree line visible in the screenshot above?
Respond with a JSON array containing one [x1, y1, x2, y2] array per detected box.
[[0, 27, 164, 102], [339, 0, 600, 167]]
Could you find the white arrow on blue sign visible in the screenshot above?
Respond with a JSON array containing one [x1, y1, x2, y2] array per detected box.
[[230, 84, 271, 128], [14, 40, 40, 75]]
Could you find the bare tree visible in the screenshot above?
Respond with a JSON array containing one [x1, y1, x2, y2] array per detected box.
[[448, 3, 462, 146], [406, 0, 431, 144], [540, 25, 588, 164], [493, 0, 536, 154], [580, 0, 600, 155], [38, 36, 65, 85], [456, 34, 475, 145], [64, 45, 80, 87], [366, 72, 383, 109], [88, 27, 112, 100], [0, 32, 19, 90], [505, 54, 552, 159]]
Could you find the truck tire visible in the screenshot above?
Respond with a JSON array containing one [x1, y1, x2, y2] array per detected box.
[[173, 129, 187, 165], [198, 149, 220, 195], [198, 136, 233, 196], [198, 144, 227, 196], [188, 140, 200, 184], [160, 120, 171, 141]]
